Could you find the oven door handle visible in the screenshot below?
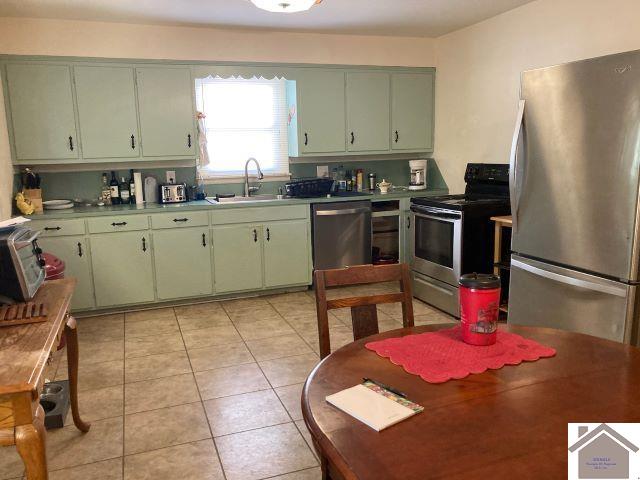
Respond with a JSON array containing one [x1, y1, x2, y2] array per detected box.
[[411, 210, 461, 222]]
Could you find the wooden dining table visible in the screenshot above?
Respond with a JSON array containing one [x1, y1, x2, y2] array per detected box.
[[302, 324, 640, 480]]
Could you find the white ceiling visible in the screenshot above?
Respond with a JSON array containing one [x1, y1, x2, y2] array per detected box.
[[0, 0, 535, 38]]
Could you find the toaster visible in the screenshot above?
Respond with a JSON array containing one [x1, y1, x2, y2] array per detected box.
[[159, 183, 188, 203], [0, 226, 45, 302]]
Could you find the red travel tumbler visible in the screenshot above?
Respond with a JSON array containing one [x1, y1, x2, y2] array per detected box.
[[459, 273, 501, 346]]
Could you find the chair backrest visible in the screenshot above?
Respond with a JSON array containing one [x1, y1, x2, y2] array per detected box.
[[314, 263, 415, 359]]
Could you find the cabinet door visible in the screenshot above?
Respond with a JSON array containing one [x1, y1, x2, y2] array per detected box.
[[391, 73, 434, 151], [154, 227, 213, 300], [74, 66, 139, 159], [90, 231, 155, 307], [136, 67, 195, 157], [6, 63, 78, 161], [37, 236, 95, 311], [346, 72, 390, 152], [298, 71, 346, 154], [212, 225, 263, 294], [263, 221, 311, 288]]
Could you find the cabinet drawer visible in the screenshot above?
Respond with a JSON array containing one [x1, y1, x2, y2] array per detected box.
[[211, 205, 308, 225], [151, 211, 209, 229], [30, 219, 86, 237], [88, 215, 149, 233]]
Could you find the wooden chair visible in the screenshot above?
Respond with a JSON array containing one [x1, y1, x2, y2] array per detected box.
[[314, 263, 415, 359]]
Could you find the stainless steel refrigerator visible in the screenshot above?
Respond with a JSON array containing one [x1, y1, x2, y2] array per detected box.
[[507, 49, 640, 346]]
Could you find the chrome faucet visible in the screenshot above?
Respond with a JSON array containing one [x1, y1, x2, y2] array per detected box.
[[244, 157, 264, 197]]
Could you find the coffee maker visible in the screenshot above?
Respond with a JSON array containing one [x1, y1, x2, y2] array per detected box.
[[409, 160, 427, 191]]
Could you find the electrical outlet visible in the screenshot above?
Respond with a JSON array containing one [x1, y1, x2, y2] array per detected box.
[[166, 171, 176, 184], [316, 165, 329, 178]]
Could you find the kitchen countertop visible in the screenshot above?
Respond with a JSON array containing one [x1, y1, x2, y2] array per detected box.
[[26, 188, 448, 220]]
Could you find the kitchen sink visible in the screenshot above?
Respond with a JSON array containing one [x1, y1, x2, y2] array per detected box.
[[206, 194, 279, 204]]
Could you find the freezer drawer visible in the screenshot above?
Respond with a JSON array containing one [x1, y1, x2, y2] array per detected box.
[[508, 255, 635, 343], [412, 271, 460, 318]]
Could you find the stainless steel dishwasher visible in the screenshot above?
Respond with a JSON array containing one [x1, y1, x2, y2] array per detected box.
[[312, 201, 372, 270]]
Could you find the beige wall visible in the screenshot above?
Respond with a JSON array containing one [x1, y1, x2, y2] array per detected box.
[[0, 17, 437, 219], [0, 17, 436, 66], [434, 0, 640, 193]]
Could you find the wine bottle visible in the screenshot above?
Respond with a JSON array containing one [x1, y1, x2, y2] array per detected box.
[[128, 169, 136, 204], [109, 171, 120, 205], [119, 177, 130, 204], [101, 173, 112, 205]]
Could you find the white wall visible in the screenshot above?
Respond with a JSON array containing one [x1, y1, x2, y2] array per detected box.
[[434, 0, 640, 193], [0, 17, 437, 219]]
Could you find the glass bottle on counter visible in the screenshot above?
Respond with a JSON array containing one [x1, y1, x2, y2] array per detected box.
[[128, 169, 136, 204], [119, 177, 130, 204], [101, 173, 112, 205], [337, 165, 346, 191], [331, 167, 338, 192], [109, 171, 121, 205]]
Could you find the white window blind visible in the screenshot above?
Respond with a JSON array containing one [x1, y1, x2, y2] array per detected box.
[[196, 76, 290, 180]]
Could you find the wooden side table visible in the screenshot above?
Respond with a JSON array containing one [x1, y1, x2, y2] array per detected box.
[[491, 215, 512, 317], [0, 279, 90, 480]]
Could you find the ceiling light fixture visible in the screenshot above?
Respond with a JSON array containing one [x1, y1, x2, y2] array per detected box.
[[250, 0, 322, 13]]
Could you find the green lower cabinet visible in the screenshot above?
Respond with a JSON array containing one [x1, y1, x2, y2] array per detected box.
[[37, 236, 95, 311], [401, 210, 412, 263], [153, 227, 213, 300], [90, 231, 155, 307], [263, 220, 311, 288], [212, 225, 263, 294]]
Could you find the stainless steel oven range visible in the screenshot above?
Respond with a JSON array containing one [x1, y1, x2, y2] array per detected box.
[[409, 163, 510, 316]]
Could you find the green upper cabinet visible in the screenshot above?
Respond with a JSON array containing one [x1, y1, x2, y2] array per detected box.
[[136, 66, 195, 158], [263, 220, 311, 288], [74, 66, 140, 159], [212, 224, 263, 294], [294, 70, 346, 155], [346, 72, 390, 153], [391, 73, 434, 151], [153, 227, 213, 300], [6, 63, 79, 162], [37, 235, 95, 311], [90, 230, 155, 307]]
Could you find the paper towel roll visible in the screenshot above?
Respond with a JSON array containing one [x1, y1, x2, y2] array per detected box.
[[134, 172, 144, 205]]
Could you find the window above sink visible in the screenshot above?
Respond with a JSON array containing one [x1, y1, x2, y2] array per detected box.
[[195, 77, 291, 183]]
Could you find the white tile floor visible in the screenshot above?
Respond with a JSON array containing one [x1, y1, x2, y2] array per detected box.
[[0, 285, 455, 480]]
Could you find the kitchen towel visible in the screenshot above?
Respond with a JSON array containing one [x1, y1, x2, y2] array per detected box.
[[365, 326, 556, 384]]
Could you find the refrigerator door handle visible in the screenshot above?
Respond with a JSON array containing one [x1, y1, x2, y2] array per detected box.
[[509, 99, 525, 232], [511, 258, 627, 297]]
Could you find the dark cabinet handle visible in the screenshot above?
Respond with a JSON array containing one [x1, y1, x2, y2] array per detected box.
[[69, 136, 74, 151], [44, 226, 61, 231], [253, 229, 258, 242], [202, 233, 207, 247], [111, 222, 127, 227], [395, 130, 399, 143], [350, 132, 355, 144], [304, 133, 308, 146], [173, 218, 188, 223], [187, 134, 192, 148], [407, 216, 411, 229], [77, 242, 83, 257], [142, 237, 147, 252], [266, 228, 270, 242], [131, 134, 136, 149]]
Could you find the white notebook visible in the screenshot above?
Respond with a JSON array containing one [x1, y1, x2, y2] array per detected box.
[[326, 382, 423, 432]]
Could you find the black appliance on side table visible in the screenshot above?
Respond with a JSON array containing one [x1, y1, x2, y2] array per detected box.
[[409, 163, 511, 317]]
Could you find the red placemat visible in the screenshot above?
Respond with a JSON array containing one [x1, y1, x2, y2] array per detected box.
[[365, 326, 556, 383]]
